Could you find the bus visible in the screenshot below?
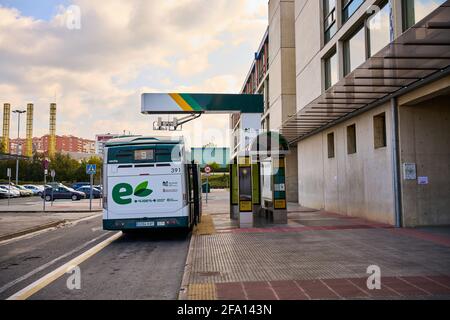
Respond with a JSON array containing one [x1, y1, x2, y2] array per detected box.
[[102, 136, 202, 231]]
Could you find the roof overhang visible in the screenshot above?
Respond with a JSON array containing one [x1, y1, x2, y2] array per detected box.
[[281, 1, 450, 145]]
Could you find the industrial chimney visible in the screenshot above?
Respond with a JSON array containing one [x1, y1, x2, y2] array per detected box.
[[26, 103, 34, 157], [2, 103, 11, 153], [49, 103, 56, 157]]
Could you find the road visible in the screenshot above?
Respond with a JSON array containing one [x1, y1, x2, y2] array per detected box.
[[0, 215, 190, 300]]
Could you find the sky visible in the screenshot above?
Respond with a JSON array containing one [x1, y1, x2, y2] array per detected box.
[[0, 0, 268, 148]]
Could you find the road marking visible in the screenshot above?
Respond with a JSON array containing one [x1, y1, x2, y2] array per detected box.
[[7, 232, 122, 300], [0, 232, 112, 295]]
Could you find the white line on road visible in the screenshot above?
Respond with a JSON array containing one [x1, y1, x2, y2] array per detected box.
[[0, 231, 112, 295], [7, 231, 122, 300]]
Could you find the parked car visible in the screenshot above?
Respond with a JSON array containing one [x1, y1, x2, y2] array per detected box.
[[1, 185, 31, 197], [76, 186, 102, 199], [41, 186, 86, 202], [23, 185, 44, 196], [15, 185, 34, 197], [0, 185, 20, 198], [72, 182, 90, 190]]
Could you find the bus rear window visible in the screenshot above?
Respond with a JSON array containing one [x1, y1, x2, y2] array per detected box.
[[108, 144, 181, 164]]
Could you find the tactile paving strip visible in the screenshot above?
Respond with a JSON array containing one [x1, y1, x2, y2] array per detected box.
[[188, 228, 450, 284]]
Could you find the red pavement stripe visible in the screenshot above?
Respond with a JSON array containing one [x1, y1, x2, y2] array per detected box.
[[242, 281, 278, 300], [382, 277, 430, 297], [269, 280, 309, 300], [223, 224, 392, 234], [400, 276, 450, 295], [215, 282, 247, 300], [425, 275, 450, 289], [391, 229, 450, 248], [348, 277, 401, 298], [295, 280, 340, 300], [322, 278, 369, 299], [214, 276, 450, 300]]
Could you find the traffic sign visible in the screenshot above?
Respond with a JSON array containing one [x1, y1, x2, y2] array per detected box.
[[204, 165, 212, 174], [42, 159, 49, 170], [7, 168, 11, 178], [86, 164, 97, 175], [51, 170, 56, 178]]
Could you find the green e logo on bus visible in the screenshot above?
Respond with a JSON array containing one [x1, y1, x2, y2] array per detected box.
[[112, 181, 153, 205]]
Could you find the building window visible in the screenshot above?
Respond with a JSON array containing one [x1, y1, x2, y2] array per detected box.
[[324, 49, 339, 89], [367, 1, 391, 56], [373, 113, 387, 149], [327, 132, 335, 158], [344, 25, 366, 75], [347, 124, 357, 154], [403, 0, 446, 30], [343, 0, 365, 23], [324, 0, 337, 43]]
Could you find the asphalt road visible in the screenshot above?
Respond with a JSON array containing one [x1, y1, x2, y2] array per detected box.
[[0, 215, 190, 300]]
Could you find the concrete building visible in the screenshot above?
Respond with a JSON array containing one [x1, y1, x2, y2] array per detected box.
[[237, 0, 299, 202], [240, 0, 450, 227]]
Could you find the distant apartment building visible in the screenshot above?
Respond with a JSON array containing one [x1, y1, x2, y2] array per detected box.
[[9, 135, 96, 156], [95, 134, 121, 155], [239, 0, 450, 227]]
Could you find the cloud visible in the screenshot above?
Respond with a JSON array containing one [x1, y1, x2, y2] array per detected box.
[[0, 1, 267, 147]]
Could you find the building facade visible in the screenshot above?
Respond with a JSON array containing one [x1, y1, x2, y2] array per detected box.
[[9, 135, 96, 156], [240, 0, 450, 227], [237, 0, 299, 202]]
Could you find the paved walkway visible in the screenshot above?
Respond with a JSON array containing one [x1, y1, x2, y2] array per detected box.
[[186, 190, 450, 300], [0, 197, 102, 212], [0, 198, 102, 241]]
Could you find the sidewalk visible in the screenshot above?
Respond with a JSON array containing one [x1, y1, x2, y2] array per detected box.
[[0, 199, 102, 241], [185, 190, 450, 300], [0, 198, 103, 213]]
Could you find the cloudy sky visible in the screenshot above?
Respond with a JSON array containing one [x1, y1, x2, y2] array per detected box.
[[0, 0, 268, 147]]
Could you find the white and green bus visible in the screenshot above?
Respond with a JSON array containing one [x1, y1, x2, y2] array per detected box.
[[102, 136, 202, 231]]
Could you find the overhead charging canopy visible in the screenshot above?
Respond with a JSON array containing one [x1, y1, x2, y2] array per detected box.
[[141, 93, 263, 114]]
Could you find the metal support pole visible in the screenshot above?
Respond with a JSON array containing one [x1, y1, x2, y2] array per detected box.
[[51, 175, 54, 206], [15, 113, 20, 186], [391, 98, 403, 228], [43, 173, 47, 212], [206, 175, 209, 204], [90, 173, 93, 211], [8, 172, 11, 207]]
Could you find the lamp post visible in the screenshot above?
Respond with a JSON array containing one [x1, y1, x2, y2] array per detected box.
[[12, 110, 26, 185]]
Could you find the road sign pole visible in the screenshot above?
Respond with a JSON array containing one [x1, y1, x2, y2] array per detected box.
[[43, 171, 47, 212], [51, 170, 55, 207], [7, 168, 11, 207], [206, 174, 209, 204], [90, 173, 93, 211]]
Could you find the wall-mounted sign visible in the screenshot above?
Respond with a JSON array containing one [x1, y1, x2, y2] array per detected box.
[[418, 176, 429, 185], [403, 163, 417, 180]]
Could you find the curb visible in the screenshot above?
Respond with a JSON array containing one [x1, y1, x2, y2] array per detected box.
[[0, 210, 102, 214], [0, 220, 65, 242], [178, 232, 195, 300]]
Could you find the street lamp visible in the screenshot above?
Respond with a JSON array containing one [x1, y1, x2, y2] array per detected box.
[[12, 109, 26, 185]]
